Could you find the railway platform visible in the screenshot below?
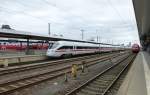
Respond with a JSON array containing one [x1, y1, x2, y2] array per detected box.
[[0, 55, 47, 67], [117, 51, 150, 95]]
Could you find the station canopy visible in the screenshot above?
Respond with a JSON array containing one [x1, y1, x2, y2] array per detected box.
[[0, 28, 118, 46]]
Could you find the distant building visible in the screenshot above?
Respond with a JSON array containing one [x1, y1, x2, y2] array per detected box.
[[129, 42, 131, 47], [126, 42, 131, 47], [121, 44, 125, 47], [1, 25, 12, 29]]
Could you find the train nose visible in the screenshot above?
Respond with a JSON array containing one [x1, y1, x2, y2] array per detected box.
[[47, 49, 54, 55], [47, 49, 60, 57]]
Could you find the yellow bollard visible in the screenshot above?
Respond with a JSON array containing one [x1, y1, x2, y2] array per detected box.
[[71, 64, 77, 78]]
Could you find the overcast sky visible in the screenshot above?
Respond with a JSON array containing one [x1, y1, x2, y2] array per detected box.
[[0, 0, 140, 45]]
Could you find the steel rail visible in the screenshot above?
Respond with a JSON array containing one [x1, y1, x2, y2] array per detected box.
[[0, 52, 123, 76], [0, 53, 130, 94]]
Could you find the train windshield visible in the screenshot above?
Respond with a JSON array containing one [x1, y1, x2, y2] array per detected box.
[[49, 42, 59, 49]]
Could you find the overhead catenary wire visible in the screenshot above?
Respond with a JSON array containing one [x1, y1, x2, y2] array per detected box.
[[0, 4, 64, 26], [106, 0, 127, 25], [0, 0, 135, 43], [0, 1, 128, 28]]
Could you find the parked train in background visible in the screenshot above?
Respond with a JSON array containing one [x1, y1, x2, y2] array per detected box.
[[132, 44, 140, 53], [46, 41, 125, 57], [0, 40, 51, 51]]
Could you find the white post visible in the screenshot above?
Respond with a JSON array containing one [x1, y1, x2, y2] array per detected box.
[[48, 23, 51, 36], [4, 59, 8, 67]]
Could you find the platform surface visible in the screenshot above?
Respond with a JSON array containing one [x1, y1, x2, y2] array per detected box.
[[117, 52, 150, 95]]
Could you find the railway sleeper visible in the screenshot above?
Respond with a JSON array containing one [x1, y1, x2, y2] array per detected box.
[[0, 86, 12, 93], [85, 86, 106, 93], [0, 87, 8, 92], [79, 89, 102, 95], [8, 84, 19, 88], [89, 83, 109, 88], [92, 81, 109, 85], [76, 92, 95, 95], [106, 71, 122, 75], [94, 79, 110, 83], [98, 75, 116, 80], [106, 90, 117, 95], [17, 82, 27, 85]]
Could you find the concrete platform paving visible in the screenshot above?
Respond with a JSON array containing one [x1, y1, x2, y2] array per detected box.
[[117, 52, 150, 95]]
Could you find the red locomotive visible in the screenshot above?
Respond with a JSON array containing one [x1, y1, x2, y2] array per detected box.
[[132, 44, 140, 53]]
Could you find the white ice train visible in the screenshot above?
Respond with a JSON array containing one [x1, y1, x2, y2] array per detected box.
[[46, 41, 124, 57]]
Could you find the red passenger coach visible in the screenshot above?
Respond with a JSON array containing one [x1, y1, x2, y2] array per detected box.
[[132, 44, 140, 53]]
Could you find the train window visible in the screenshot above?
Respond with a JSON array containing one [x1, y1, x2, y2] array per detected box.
[[69, 46, 73, 49], [85, 47, 88, 49], [75, 46, 98, 49], [76, 46, 82, 49], [51, 43, 59, 49], [66, 46, 73, 49], [89, 47, 93, 49], [58, 46, 65, 49], [48, 43, 53, 49], [58, 46, 73, 50]]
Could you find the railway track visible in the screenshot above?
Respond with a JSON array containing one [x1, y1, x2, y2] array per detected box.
[[104, 62, 131, 95], [0, 52, 125, 76], [65, 54, 136, 95], [0, 52, 130, 94]]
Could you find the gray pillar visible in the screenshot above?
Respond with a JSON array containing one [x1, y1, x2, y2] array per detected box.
[[26, 38, 30, 55], [20, 41, 22, 51]]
